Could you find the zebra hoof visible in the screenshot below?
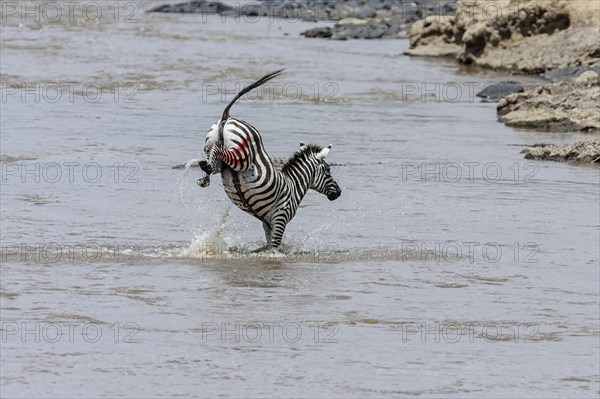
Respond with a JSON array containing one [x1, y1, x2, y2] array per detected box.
[[197, 177, 210, 188], [251, 244, 271, 253]]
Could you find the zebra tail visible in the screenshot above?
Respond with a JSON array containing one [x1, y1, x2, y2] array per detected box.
[[220, 69, 285, 122]]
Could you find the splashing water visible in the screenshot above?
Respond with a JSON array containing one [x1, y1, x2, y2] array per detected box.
[[176, 158, 204, 206], [185, 205, 231, 256]]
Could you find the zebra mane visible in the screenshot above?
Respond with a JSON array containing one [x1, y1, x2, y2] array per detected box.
[[280, 144, 323, 175], [221, 69, 285, 121]]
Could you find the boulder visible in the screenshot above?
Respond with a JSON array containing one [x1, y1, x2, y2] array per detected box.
[[334, 17, 389, 39], [301, 26, 333, 38], [406, 15, 460, 56], [148, 0, 232, 14], [475, 81, 524, 102]]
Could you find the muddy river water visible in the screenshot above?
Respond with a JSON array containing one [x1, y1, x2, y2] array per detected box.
[[1, 1, 599, 397]]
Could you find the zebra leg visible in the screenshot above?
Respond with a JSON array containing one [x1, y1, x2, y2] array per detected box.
[[252, 222, 273, 253], [263, 222, 273, 248], [199, 160, 212, 174], [196, 161, 212, 188], [269, 216, 288, 251]]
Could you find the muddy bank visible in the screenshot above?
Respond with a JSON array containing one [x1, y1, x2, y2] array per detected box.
[[522, 140, 600, 164]]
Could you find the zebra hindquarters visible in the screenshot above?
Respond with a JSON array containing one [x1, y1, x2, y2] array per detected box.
[[218, 119, 258, 172]]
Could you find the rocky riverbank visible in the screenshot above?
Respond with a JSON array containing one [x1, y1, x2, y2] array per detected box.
[[405, 0, 600, 164], [497, 71, 600, 132], [301, 0, 457, 40], [522, 140, 600, 164], [149, 0, 458, 39]]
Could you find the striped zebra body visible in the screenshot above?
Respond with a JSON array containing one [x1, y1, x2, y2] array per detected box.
[[198, 70, 341, 250], [217, 118, 284, 222]]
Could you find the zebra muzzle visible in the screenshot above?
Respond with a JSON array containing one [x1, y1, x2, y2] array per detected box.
[[327, 188, 341, 201]]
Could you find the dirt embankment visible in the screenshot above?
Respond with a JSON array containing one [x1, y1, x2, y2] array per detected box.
[[406, 0, 599, 72]]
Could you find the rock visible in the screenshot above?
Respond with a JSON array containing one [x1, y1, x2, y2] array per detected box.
[[409, 15, 457, 47], [576, 70, 599, 82], [522, 140, 600, 164], [334, 17, 389, 39], [405, 15, 461, 57], [337, 4, 377, 19], [301, 26, 333, 38], [457, 2, 571, 66], [497, 74, 600, 132], [476, 81, 524, 102], [465, 25, 600, 73], [148, 0, 232, 14], [541, 66, 600, 82]]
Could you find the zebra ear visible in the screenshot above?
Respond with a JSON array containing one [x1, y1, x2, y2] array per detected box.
[[300, 142, 306, 150], [316, 145, 332, 160]]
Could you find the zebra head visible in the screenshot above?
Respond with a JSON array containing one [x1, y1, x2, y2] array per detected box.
[[301, 142, 342, 201]]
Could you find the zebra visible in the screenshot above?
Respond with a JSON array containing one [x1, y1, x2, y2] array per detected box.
[[197, 70, 342, 251]]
